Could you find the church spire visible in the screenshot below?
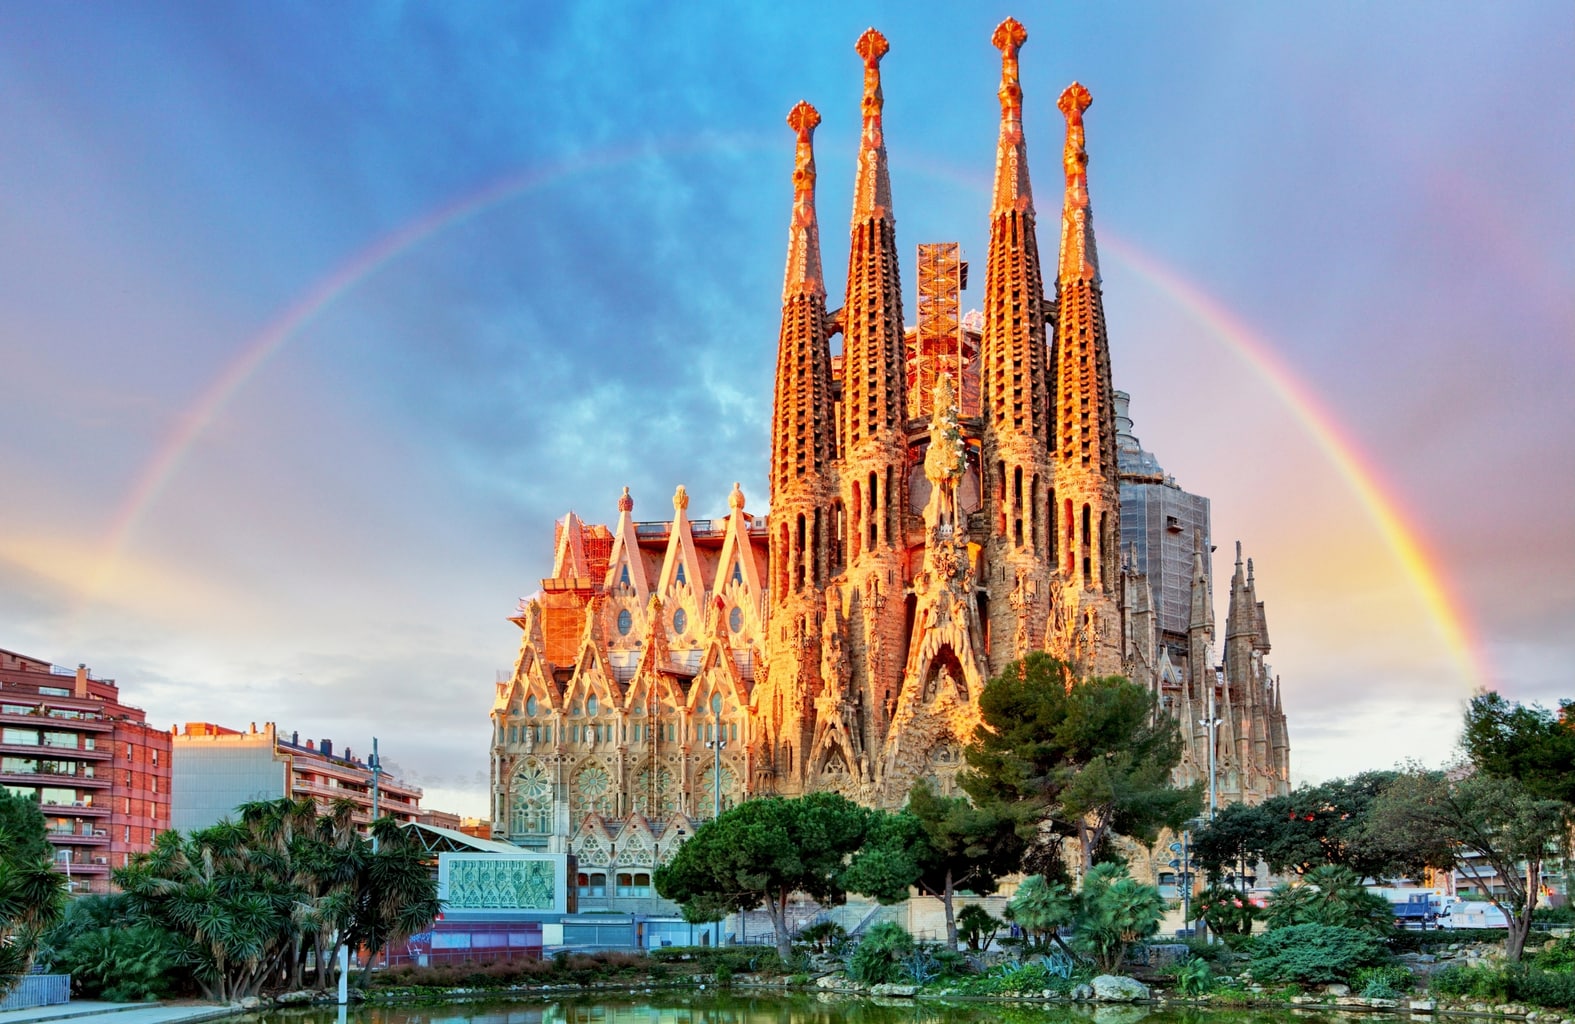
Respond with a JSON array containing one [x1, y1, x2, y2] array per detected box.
[[767, 99, 836, 796], [1051, 81, 1119, 598], [978, 17, 1052, 674], [838, 27, 908, 758]]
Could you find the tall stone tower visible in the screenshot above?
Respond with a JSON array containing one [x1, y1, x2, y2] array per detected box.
[[763, 101, 836, 793], [978, 18, 1053, 674], [1048, 82, 1123, 677], [836, 28, 909, 755]]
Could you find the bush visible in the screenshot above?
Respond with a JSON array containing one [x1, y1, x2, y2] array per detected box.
[[1431, 963, 1575, 1009], [1194, 886, 1257, 944], [848, 922, 914, 985], [38, 895, 193, 1001], [1353, 965, 1414, 998], [1248, 923, 1392, 985], [1166, 957, 1214, 996], [1262, 866, 1393, 934], [1530, 933, 1575, 972], [795, 920, 848, 955]]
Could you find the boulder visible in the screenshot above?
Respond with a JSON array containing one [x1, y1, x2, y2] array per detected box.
[[1409, 1000, 1437, 1013], [1071, 983, 1095, 1001], [1090, 975, 1149, 1002], [1323, 984, 1351, 997], [869, 984, 917, 997]]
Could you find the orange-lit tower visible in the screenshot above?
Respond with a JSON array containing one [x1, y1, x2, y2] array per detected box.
[[763, 100, 836, 793], [838, 28, 909, 748], [1049, 81, 1123, 676], [978, 18, 1053, 674]]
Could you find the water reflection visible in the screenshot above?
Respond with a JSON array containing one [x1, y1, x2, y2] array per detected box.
[[245, 994, 1395, 1024]]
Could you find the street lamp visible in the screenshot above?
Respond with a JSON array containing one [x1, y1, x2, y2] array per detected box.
[[705, 692, 726, 946], [368, 737, 383, 852], [1199, 685, 1221, 820]]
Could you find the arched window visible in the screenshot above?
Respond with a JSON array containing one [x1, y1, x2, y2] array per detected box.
[[617, 609, 633, 635], [509, 760, 552, 835], [587, 695, 599, 717], [525, 695, 538, 716], [673, 607, 688, 635], [728, 606, 743, 633]]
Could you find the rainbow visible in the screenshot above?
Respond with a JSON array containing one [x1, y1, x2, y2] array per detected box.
[[80, 140, 1490, 694], [1102, 236, 1490, 692], [79, 135, 770, 618]]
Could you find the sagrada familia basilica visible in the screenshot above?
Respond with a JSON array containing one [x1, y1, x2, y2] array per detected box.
[[488, 21, 1291, 873]]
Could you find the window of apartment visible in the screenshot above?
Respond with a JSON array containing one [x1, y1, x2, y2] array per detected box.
[[615, 872, 652, 897], [151, 749, 158, 766], [151, 777, 158, 794], [2, 704, 33, 716], [39, 687, 70, 697], [1, 727, 36, 745], [41, 731, 77, 748], [124, 744, 131, 760], [123, 826, 130, 843], [2, 756, 39, 773], [123, 797, 130, 814], [124, 771, 131, 786], [83, 737, 94, 750]]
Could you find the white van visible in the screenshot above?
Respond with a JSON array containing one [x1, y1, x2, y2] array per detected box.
[[1438, 901, 1510, 929]]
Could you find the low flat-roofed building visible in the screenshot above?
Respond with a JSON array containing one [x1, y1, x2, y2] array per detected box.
[[172, 721, 422, 832]]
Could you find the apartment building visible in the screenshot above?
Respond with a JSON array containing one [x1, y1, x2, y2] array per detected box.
[[172, 721, 422, 832], [0, 648, 171, 893]]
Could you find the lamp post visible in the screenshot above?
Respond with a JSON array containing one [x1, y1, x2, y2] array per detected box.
[[1199, 685, 1221, 820], [368, 737, 383, 852], [705, 693, 726, 946]]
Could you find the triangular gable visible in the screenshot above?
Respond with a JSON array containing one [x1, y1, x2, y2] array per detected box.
[[656, 485, 708, 594], [690, 636, 750, 714], [603, 487, 652, 602], [551, 511, 591, 579], [656, 814, 697, 860], [714, 483, 762, 594]]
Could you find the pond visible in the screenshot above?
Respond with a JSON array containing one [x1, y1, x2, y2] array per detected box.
[[247, 994, 1400, 1024]]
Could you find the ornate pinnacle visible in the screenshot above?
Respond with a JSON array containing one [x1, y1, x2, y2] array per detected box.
[[729, 481, 745, 511], [673, 484, 690, 513], [992, 18, 1027, 118], [783, 100, 826, 299], [1059, 82, 1092, 187], [1056, 80, 1099, 282], [990, 18, 1033, 216], [851, 29, 893, 224], [618, 486, 634, 513]]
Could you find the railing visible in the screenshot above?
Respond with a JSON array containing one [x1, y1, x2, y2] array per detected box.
[[0, 974, 70, 1011]]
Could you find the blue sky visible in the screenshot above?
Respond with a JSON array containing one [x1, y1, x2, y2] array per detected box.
[[1, 2, 1570, 816]]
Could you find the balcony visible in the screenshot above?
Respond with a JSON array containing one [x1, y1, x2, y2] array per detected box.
[[41, 799, 109, 816], [45, 828, 109, 846]]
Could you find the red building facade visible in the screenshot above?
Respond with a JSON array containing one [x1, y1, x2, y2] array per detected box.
[[0, 648, 171, 893]]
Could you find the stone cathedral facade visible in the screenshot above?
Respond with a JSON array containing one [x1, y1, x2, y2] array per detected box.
[[487, 21, 1291, 879]]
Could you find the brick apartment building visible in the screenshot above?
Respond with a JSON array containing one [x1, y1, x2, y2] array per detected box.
[[172, 721, 422, 832], [0, 648, 171, 894]]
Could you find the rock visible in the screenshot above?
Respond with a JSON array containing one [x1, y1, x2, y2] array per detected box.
[[1410, 999, 1437, 1013], [1324, 984, 1351, 997], [869, 984, 917, 997], [238, 997, 261, 1011], [1090, 975, 1150, 1002], [1072, 983, 1095, 1001], [275, 991, 314, 1005]]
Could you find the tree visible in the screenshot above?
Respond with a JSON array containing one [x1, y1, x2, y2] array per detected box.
[[654, 792, 873, 960], [0, 792, 67, 997], [1004, 873, 1076, 952], [1190, 800, 1271, 884], [1193, 885, 1257, 944], [1372, 769, 1566, 961], [1261, 864, 1393, 933], [961, 652, 1201, 872], [843, 781, 1024, 950], [956, 903, 1002, 953], [1464, 692, 1575, 805], [348, 817, 441, 984], [1075, 863, 1167, 973]]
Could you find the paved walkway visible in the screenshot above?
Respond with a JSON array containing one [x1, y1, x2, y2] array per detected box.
[[0, 1003, 238, 1024]]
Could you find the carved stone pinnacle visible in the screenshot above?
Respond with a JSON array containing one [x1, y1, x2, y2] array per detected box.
[[856, 27, 889, 67], [1059, 81, 1092, 121], [992, 17, 1027, 55], [787, 100, 821, 140], [618, 485, 634, 513]]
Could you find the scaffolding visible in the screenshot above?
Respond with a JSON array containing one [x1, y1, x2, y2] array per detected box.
[[908, 242, 972, 420]]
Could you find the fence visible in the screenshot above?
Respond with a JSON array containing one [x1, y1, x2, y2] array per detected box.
[[0, 975, 71, 1012]]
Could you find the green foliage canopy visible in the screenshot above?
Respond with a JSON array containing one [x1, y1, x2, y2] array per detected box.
[[0, 791, 67, 997], [654, 792, 873, 960], [961, 653, 1200, 871]]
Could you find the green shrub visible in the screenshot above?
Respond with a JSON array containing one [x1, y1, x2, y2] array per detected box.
[[796, 920, 848, 954], [1533, 905, 1575, 926], [1167, 957, 1214, 996], [1248, 923, 1392, 985], [1262, 866, 1393, 934], [1430, 963, 1575, 1009], [1530, 933, 1575, 972], [1352, 964, 1414, 998], [848, 922, 914, 985], [1194, 886, 1257, 944]]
